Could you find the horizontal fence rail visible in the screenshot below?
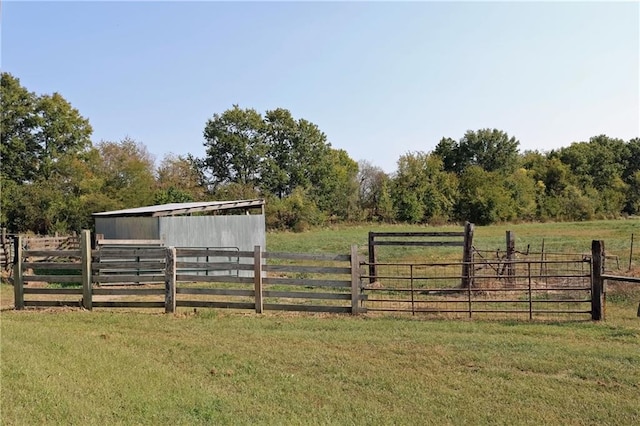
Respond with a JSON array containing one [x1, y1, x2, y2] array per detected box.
[[172, 246, 364, 314], [362, 258, 593, 320], [10, 231, 614, 321]]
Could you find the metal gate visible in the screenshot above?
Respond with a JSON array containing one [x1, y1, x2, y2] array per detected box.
[[361, 258, 593, 320]]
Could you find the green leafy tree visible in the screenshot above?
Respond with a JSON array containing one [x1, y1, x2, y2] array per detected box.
[[200, 106, 360, 227], [623, 138, 640, 215], [311, 148, 359, 220], [0, 72, 92, 183], [1, 73, 95, 233], [435, 129, 520, 175], [357, 160, 393, 221], [455, 166, 514, 225], [556, 135, 629, 216], [95, 138, 156, 209], [155, 153, 207, 203], [202, 106, 265, 190], [391, 152, 458, 223]]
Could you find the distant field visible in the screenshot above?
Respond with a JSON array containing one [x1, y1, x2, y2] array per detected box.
[[1, 220, 640, 424], [268, 219, 640, 267]]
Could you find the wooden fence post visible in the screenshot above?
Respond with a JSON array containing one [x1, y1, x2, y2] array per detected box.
[[165, 247, 176, 314], [629, 233, 634, 272], [368, 232, 376, 284], [591, 240, 605, 321], [80, 230, 92, 310], [461, 222, 474, 288], [506, 230, 515, 287], [254, 245, 263, 314], [0, 228, 7, 271], [351, 245, 360, 315], [13, 235, 24, 310]]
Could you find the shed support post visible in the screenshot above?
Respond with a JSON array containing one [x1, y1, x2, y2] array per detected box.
[[254, 245, 263, 314], [165, 247, 176, 314], [462, 222, 474, 288], [13, 236, 24, 310], [591, 240, 605, 321], [81, 230, 92, 310]]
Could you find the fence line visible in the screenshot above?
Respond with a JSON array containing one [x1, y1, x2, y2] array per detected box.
[[12, 231, 364, 315], [9, 231, 611, 321]]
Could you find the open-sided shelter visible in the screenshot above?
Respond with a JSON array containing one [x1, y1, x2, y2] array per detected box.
[[93, 200, 266, 276]]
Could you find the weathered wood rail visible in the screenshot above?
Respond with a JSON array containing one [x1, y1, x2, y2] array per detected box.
[[368, 222, 474, 287], [12, 230, 365, 314], [10, 231, 615, 321]]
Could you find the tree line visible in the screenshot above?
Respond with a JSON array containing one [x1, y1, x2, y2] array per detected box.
[[1, 72, 638, 234]]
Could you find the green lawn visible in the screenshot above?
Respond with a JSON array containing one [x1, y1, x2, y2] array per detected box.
[[1, 290, 639, 425], [2, 220, 640, 424]]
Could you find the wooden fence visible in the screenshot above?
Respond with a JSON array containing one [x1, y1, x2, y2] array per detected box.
[[12, 231, 364, 314], [10, 230, 614, 321], [368, 222, 474, 287], [0, 228, 13, 271], [1, 229, 79, 272]]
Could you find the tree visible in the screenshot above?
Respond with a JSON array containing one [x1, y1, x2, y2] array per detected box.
[[556, 135, 629, 216], [199, 106, 360, 227], [391, 152, 458, 223], [0, 72, 92, 183], [95, 138, 156, 209], [433, 137, 460, 173], [623, 138, 640, 215], [261, 110, 335, 200], [310, 148, 359, 220], [202, 106, 266, 190], [1, 72, 95, 233], [357, 160, 392, 221], [455, 166, 515, 225], [155, 153, 207, 203], [434, 129, 520, 174]]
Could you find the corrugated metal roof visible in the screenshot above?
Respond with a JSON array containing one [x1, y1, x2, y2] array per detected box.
[[92, 199, 265, 218]]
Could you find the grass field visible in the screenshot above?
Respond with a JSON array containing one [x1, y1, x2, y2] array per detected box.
[[2, 220, 640, 424], [268, 219, 640, 265]]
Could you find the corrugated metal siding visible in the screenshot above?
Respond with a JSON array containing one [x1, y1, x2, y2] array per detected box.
[[159, 215, 266, 277], [95, 217, 160, 239], [158, 215, 265, 249]]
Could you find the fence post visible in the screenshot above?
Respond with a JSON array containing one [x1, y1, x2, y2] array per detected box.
[[13, 235, 24, 310], [368, 232, 376, 284], [506, 230, 515, 287], [254, 245, 263, 314], [165, 247, 176, 313], [351, 245, 361, 315], [591, 240, 605, 321], [80, 230, 92, 310], [462, 222, 474, 288], [0, 228, 7, 272], [629, 233, 634, 272]]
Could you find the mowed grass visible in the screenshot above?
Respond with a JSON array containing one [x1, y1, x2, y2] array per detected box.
[[2, 286, 640, 425], [2, 219, 640, 424]]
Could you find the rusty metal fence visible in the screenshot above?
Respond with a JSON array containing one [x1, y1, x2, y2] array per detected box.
[[361, 257, 592, 320]]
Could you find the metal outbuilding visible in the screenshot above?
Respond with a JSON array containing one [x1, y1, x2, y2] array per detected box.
[[93, 199, 266, 276]]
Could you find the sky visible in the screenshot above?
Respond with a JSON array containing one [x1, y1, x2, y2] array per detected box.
[[2, 0, 639, 173]]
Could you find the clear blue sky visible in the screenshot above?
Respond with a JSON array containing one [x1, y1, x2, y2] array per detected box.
[[2, 1, 639, 173]]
